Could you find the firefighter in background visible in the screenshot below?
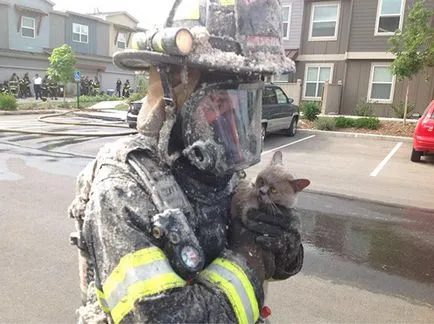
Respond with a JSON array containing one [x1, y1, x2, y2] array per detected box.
[[47, 76, 58, 100], [122, 79, 131, 98], [115, 79, 122, 97], [68, 1, 302, 323], [8, 73, 19, 97]]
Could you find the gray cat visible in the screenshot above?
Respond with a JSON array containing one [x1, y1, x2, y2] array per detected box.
[[231, 150, 310, 225]]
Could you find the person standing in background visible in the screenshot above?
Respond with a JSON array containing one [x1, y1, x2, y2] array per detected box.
[[33, 74, 42, 100]]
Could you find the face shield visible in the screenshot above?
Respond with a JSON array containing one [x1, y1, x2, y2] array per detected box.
[[181, 82, 263, 176]]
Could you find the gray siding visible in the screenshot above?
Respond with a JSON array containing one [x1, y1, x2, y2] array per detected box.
[[8, 0, 53, 53], [341, 60, 434, 116], [95, 23, 110, 57], [349, 0, 434, 52], [349, 0, 393, 52], [66, 14, 97, 55], [0, 3, 9, 49], [281, 0, 304, 49], [300, 0, 352, 55], [50, 13, 66, 49]]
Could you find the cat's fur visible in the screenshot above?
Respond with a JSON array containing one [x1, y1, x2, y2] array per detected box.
[[231, 150, 310, 226]]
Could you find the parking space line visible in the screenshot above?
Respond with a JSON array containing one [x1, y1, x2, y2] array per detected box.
[[369, 142, 403, 177], [262, 135, 316, 155]]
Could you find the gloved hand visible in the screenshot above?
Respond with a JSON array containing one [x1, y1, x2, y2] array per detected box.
[[228, 217, 276, 283], [240, 206, 304, 280]]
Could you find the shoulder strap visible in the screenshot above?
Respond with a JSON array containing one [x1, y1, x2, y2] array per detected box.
[[128, 151, 194, 216]]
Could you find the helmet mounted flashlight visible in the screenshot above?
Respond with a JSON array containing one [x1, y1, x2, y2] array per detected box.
[[133, 27, 194, 56]]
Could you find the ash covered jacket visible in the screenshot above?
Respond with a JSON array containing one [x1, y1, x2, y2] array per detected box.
[[69, 134, 264, 324]]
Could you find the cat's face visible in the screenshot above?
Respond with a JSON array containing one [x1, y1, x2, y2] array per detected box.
[[254, 151, 310, 210]]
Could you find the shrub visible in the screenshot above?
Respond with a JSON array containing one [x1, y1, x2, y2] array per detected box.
[[301, 101, 321, 121], [79, 94, 121, 103], [391, 101, 415, 118], [128, 92, 146, 103], [353, 117, 380, 130], [0, 93, 18, 111], [355, 100, 374, 117], [315, 117, 336, 131], [334, 116, 355, 128]]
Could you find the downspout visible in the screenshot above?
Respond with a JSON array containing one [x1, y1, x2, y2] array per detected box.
[[339, 0, 354, 114]]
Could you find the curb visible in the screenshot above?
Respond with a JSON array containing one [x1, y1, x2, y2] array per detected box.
[[298, 128, 413, 142], [0, 109, 70, 115], [304, 188, 434, 213]]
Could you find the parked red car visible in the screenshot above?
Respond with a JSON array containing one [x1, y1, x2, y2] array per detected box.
[[411, 100, 434, 162]]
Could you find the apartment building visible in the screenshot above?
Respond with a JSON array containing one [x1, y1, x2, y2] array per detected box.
[[296, 0, 434, 116], [0, 0, 141, 92]]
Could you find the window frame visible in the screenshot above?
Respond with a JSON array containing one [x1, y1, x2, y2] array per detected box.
[[367, 63, 396, 104], [302, 63, 334, 100], [72, 23, 89, 44], [21, 16, 36, 39], [117, 32, 127, 49], [308, 1, 341, 41], [374, 0, 406, 36], [282, 4, 292, 40]]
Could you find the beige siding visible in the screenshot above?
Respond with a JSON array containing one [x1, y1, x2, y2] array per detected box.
[[341, 61, 434, 116], [300, 0, 352, 55]]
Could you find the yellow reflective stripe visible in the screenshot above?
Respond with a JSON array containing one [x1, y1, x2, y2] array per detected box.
[[103, 247, 166, 298], [201, 269, 249, 324], [213, 258, 259, 321], [173, 0, 200, 20], [220, 0, 235, 6], [96, 288, 110, 313], [110, 272, 185, 324]]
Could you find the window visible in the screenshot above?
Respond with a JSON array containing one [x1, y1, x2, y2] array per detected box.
[[368, 64, 395, 103], [275, 88, 288, 104], [304, 64, 333, 99], [375, 0, 405, 35], [281, 5, 291, 39], [309, 2, 340, 41], [117, 32, 127, 49], [73, 23, 89, 43], [263, 87, 278, 105], [21, 16, 35, 38]]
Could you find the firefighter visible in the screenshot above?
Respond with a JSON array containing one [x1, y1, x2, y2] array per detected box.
[[68, 1, 301, 323], [122, 79, 131, 98], [8, 73, 19, 97]]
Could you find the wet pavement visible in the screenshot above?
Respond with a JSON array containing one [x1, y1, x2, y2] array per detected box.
[[0, 119, 433, 322], [297, 192, 434, 306]]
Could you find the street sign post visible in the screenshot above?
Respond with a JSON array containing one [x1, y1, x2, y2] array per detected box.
[[74, 71, 81, 108]]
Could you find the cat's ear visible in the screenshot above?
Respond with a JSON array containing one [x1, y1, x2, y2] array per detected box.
[[270, 151, 283, 166], [291, 179, 310, 192]]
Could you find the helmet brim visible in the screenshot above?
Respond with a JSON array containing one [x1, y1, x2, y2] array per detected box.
[[113, 50, 295, 75]]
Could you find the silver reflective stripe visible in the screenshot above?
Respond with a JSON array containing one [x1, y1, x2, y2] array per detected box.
[[105, 259, 174, 309], [207, 263, 255, 324], [99, 294, 110, 312]]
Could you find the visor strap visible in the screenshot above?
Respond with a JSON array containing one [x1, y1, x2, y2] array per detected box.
[[157, 65, 179, 166]]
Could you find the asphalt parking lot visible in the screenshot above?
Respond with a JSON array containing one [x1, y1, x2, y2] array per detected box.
[[249, 131, 434, 210]]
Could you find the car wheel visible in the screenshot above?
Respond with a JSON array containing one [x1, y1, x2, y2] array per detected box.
[[286, 117, 298, 137], [410, 148, 422, 162], [261, 124, 266, 151]]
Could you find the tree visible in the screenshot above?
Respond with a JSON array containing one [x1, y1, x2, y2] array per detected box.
[[47, 44, 76, 102], [389, 0, 434, 124]]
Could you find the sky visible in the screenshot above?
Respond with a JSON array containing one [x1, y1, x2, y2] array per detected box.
[[52, 0, 175, 28]]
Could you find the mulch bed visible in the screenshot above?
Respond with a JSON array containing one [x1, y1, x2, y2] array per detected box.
[[299, 119, 416, 137]]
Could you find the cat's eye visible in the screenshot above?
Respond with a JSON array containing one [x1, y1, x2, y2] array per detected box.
[[270, 187, 277, 193]]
